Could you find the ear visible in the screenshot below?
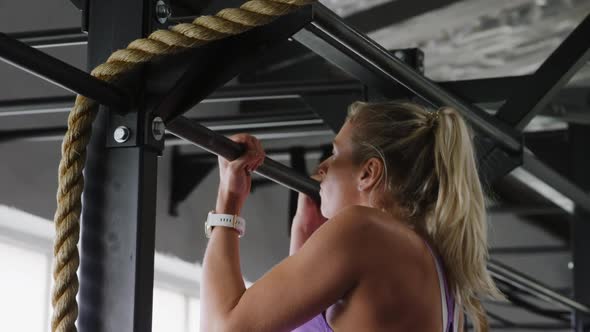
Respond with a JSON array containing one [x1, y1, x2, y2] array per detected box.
[[357, 157, 384, 191]]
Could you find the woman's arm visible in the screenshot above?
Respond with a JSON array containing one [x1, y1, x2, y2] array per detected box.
[[289, 192, 327, 255], [200, 205, 371, 332]]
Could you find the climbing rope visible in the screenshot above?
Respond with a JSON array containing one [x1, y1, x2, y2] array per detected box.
[[51, 0, 314, 330]]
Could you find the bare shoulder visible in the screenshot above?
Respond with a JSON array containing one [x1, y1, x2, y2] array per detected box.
[[320, 206, 419, 257]]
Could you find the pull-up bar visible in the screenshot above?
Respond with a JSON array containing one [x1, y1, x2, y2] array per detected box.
[[166, 116, 321, 203]]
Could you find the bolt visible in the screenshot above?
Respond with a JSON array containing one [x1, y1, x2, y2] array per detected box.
[[156, 0, 171, 24], [114, 126, 131, 143], [417, 52, 424, 62], [568, 262, 574, 270], [394, 51, 406, 61], [152, 117, 165, 141]]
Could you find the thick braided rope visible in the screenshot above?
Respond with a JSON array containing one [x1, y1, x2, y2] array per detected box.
[[51, 0, 315, 331]]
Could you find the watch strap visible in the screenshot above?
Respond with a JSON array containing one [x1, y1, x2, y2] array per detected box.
[[205, 212, 245, 238]]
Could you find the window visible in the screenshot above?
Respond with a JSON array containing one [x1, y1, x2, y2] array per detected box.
[[0, 205, 203, 332], [0, 241, 49, 331]]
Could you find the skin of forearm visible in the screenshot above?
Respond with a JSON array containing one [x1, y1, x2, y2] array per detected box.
[[201, 228, 246, 330], [289, 218, 314, 255], [200, 197, 247, 330]]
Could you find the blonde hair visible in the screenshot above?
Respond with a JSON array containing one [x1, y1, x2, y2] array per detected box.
[[346, 100, 503, 331]]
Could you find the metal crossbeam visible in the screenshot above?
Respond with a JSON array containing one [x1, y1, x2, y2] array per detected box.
[[8, 28, 87, 48], [495, 13, 590, 131], [293, 3, 522, 152], [489, 259, 590, 315], [146, 6, 313, 123], [0, 32, 129, 109], [522, 150, 590, 214]]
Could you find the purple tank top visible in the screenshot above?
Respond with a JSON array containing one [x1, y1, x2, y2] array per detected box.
[[292, 242, 456, 332]]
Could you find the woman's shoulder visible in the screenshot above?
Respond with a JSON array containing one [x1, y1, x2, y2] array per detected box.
[[326, 206, 421, 254]]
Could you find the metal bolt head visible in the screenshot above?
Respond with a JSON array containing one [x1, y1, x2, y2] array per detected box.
[[114, 126, 131, 143], [152, 117, 165, 141], [156, 0, 171, 24], [394, 50, 406, 61]]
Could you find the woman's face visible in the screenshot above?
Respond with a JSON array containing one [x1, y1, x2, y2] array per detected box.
[[317, 121, 363, 218]]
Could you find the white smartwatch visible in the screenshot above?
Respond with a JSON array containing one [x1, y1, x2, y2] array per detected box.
[[204, 211, 246, 238]]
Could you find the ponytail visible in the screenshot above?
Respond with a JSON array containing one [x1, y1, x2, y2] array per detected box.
[[431, 107, 504, 331]]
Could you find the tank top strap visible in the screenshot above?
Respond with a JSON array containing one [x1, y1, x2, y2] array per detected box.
[[424, 241, 457, 332]]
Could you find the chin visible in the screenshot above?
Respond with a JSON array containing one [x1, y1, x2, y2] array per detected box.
[[320, 205, 334, 219]]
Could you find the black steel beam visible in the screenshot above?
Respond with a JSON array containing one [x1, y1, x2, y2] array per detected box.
[[345, 0, 464, 34], [439, 75, 529, 105], [293, 3, 521, 152], [8, 28, 87, 48], [0, 96, 75, 117], [77, 0, 158, 331], [571, 124, 590, 330], [0, 33, 129, 109], [166, 116, 321, 202], [2, 76, 577, 119], [209, 80, 361, 100], [488, 259, 590, 315], [0, 113, 327, 143], [146, 5, 314, 123], [495, 13, 590, 131], [522, 150, 590, 215], [489, 245, 569, 255]]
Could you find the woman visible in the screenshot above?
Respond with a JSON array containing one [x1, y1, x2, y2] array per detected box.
[[200, 101, 503, 332]]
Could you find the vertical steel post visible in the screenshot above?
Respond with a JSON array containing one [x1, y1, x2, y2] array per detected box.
[[571, 124, 590, 332], [77, 0, 161, 331]]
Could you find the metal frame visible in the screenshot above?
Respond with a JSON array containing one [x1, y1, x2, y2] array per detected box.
[[495, 14, 590, 131], [570, 124, 590, 331], [1, 1, 590, 330], [8, 28, 88, 48], [292, 3, 522, 152], [0, 33, 129, 109], [76, 0, 158, 330]]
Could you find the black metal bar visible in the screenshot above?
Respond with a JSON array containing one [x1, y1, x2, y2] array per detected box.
[[166, 116, 321, 202], [495, 13, 590, 131], [208, 80, 361, 100], [0, 114, 328, 143], [0, 32, 129, 108], [0, 96, 75, 117], [77, 0, 158, 331], [8, 28, 88, 48], [293, 4, 522, 152], [570, 124, 590, 330], [488, 204, 565, 216], [0, 127, 66, 142], [439, 75, 530, 105], [488, 259, 590, 314], [522, 151, 590, 214], [146, 5, 313, 123], [0, 77, 573, 118], [489, 245, 569, 255]]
